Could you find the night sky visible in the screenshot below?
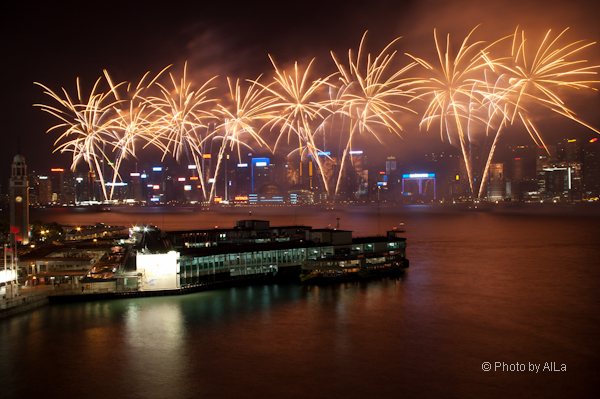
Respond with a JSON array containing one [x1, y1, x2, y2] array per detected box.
[[1, 0, 599, 187]]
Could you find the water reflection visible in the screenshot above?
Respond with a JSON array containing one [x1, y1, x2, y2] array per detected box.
[[1, 208, 599, 398], [121, 299, 188, 396]]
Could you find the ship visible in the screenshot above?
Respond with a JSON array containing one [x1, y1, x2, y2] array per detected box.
[[299, 251, 408, 284]]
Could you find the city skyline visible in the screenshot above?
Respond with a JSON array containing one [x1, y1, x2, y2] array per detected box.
[[14, 136, 600, 205], [2, 0, 600, 390], [2, 0, 599, 191]]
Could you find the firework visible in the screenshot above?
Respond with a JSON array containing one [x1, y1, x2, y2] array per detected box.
[[476, 27, 600, 197], [34, 75, 125, 201], [208, 77, 277, 201], [144, 62, 218, 201], [406, 26, 503, 195], [35, 26, 599, 205], [258, 56, 335, 194], [104, 67, 172, 199], [330, 31, 416, 197]]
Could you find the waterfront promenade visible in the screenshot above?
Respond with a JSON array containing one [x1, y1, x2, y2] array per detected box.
[[0, 283, 89, 317], [0, 272, 295, 318]]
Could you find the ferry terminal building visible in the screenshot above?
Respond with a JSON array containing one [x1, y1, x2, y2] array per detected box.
[[134, 220, 407, 291]]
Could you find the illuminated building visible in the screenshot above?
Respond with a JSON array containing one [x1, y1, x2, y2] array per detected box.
[[350, 151, 368, 200], [129, 172, 144, 202], [149, 166, 166, 203], [583, 138, 600, 199], [211, 154, 235, 202], [285, 158, 301, 188], [536, 145, 556, 195], [513, 158, 524, 184], [85, 170, 98, 202], [565, 138, 582, 163], [257, 182, 286, 203], [50, 168, 65, 203], [202, 153, 213, 190], [488, 163, 507, 201], [106, 181, 129, 201], [9, 153, 29, 246], [383, 156, 399, 197], [235, 162, 251, 197], [531, 140, 588, 202], [318, 153, 337, 197], [401, 173, 436, 200], [30, 174, 51, 205], [506, 145, 537, 202], [252, 157, 271, 192], [138, 220, 407, 288], [542, 166, 572, 200], [420, 149, 463, 202], [386, 156, 397, 176], [137, 251, 180, 291]]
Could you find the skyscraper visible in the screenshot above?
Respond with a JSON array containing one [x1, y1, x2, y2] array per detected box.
[[251, 157, 271, 192], [583, 138, 600, 199], [488, 163, 506, 201]]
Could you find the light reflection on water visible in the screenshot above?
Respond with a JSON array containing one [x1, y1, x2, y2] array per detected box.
[[0, 206, 599, 398]]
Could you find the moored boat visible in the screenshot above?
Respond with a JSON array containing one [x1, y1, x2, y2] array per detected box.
[[300, 252, 408, 284]]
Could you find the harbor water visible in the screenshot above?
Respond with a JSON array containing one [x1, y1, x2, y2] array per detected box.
[[1, 205, 599, 398]]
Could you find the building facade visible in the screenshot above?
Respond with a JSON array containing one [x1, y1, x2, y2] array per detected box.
[[9, 154, 29, 245]]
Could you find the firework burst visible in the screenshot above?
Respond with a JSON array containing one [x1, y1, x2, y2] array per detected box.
[[144, 62, 218, 201], [34, 75, 125, 201], [35, 27, 600, 204], [406, 26, 515, 196], [258, 56, 335, 194], [476, 27, 600, 197], [330, 31, 417, 197], [208, 77, 276, 201]]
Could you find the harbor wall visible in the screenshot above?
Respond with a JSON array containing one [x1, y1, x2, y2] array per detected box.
[[0, 293, 50, 319]]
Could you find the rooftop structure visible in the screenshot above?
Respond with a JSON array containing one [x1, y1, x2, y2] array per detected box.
[[133, 220, 407, 291]]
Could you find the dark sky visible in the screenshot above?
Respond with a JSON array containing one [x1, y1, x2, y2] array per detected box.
[[1, 0, 599, 186]]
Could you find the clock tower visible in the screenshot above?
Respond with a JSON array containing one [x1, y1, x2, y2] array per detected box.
[[9, 153, 29, 246]]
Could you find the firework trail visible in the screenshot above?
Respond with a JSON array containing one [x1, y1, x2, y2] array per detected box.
[[476, 27, 600, 197], [34, 75, 125, 201], [35, 26, 600, 204], [504, 27, 599, 131], [258, 56, 335, 194], [105, 67, 170, 199], [330, 31, 416, 197], [406, 26, 502, 195], [145, 62, 218, 201], [208, 77, 276, 201]]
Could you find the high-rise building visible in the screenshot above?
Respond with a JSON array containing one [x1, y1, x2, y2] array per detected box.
[[348, 151, 367, 200], [129, 172, 144, 202], [536, 145, 556, 196], [488, 163, 506, 201], [285, 158, 301, 188], [234, 162, 251, 197], [29, 174, 51, 205], [149, 166, 166, 203], [565, 138, 582, 163], [210, 155, 236, 202], [50, 168, 65, 203], [583, 138, 600, 199], [506, 145, 538, 202], [84, 170, 98, 202], [384, 156, 400, 197], [542, 167, 570, 200], [251, 157, 271, 192]]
